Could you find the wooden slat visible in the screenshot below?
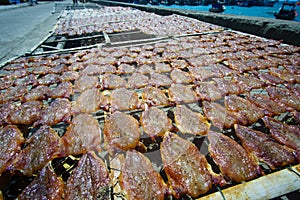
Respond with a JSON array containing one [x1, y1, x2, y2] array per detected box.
[[198, 164, 300, 200], [28, 30, 55, 55], [108, 30, 142, 36], [103, 31, 111, 45], [109, 36, 170, 47], [48, 34, 104, 43], [173, 29, 225, 38], [56, 36, 66, 50], [40, 45, 60, 50], [49, 31, 141, 44], [0, 55, 21, 69], [31, 43, 100, 56]]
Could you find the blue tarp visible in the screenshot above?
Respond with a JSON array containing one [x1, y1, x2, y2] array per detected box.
[[9, 0, 21, 4]]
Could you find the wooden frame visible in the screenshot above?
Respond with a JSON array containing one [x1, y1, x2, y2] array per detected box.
[[198, 164, 300, 200]]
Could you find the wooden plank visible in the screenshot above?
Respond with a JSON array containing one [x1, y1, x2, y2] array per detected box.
[[173, 29, 225, 38], [108, 30, 142, 36], [48, 34, 104, 43], [40, 45, 60, 50], [108, 38, 172, 49], [0, 55, 21, 70], [51, 30, 141, 44], [103, 31, 111, 45], [56, 36, 66, 49], [31, 43, 101, 56], [48, 31, 141, 44], [109, 36, 170, 47], [27, 31, 55, 55], [198, 164, 300, 200]]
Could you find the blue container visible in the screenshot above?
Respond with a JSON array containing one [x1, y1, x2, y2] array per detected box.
[[9, 0, 20, 4]]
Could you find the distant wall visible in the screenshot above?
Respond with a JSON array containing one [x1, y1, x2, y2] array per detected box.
[[90, 0, 300, 46]]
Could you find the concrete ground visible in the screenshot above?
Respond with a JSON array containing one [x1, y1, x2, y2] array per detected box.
[[0, 1, 67, 65]]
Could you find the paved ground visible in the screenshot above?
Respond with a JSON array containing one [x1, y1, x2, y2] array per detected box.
[[0, 1, 69, 65]]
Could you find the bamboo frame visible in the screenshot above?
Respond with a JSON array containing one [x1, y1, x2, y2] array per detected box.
[[172, 29, 225, 38], [48, 34, 104, 43], [28, 31, 55, 55], [0, 55, 21, 70], [103, 31, 111, 45], [31, 43, 100, 56], [108, 36, 170, 47], [198, 164, 300, 200], [40, 45, 61, 50]]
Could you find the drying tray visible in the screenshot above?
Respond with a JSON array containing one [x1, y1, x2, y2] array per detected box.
[[0, 4, 300, 200]]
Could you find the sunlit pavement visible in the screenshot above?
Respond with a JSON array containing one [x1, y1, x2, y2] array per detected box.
[[0, 1, 69, 64]]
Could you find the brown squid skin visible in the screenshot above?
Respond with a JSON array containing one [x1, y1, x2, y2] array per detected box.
[[168, 83, 198, 104], [109, 88, 141, 113], [12, 126, 63, 176], [161, 132, 216, 198], [235, 124, 297, 170], [61, 113, 102, 156], [224, 95, 265, 126], [266, 86, 300, 111], [173, 105, 210, 136], [73, 88, 107, 114], [0, 125, 24, 174], [33, 98, 72, 127], [202, 101, 237, 130], [140, 106, 172, 139], [65, 152, 110, 200], [103, 111, 141, 152], [74, 75, 99, 92], [18, 165, 64, 200], [7, 101, 43, 125], [262, 116, 300, 152], [120, 150, 168, 200], [142, 86, 170, 107], [262, 116, 300, 162], [208, 131, 262, 183]]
